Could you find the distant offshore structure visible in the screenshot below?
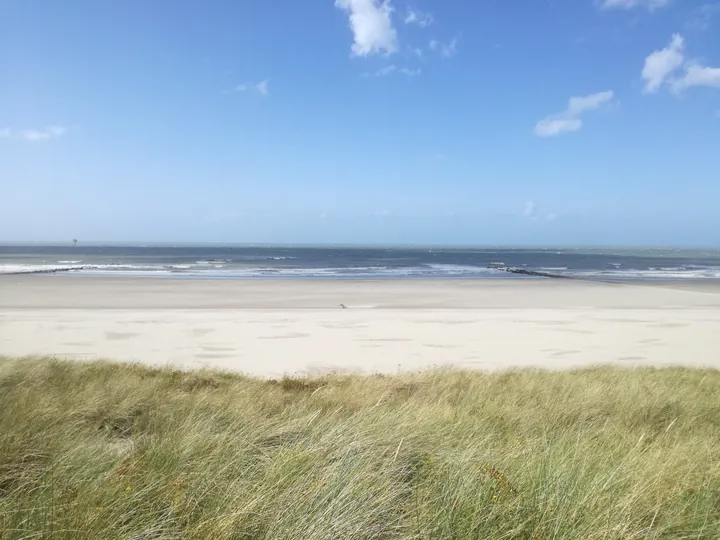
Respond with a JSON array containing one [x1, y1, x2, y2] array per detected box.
[[73, 239, 78, 246]]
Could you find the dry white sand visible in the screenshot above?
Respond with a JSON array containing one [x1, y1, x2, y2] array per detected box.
[[1, 276, 719, 377]]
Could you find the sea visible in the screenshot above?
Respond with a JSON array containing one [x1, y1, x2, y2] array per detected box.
[[1, 244, 720, 281]]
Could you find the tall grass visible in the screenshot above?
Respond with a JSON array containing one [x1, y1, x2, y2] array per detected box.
[[1, 357, 719, 539]]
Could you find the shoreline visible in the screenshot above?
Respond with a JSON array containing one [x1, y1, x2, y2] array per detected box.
[[3, 274, 720, 309], [0, 263, 595, 280], [2, 277, 720, 377]]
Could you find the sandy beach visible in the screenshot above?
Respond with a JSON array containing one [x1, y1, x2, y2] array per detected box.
[[1, 276, 719, 377]]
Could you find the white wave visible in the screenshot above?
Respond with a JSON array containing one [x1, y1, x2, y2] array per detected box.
[[0, 263, 170, 275], [90, 264, 163, 271], [425, 264, 493, 273], [80, 270, 172, 276], [196, 259, 230, 265], [136, 264, 504, 279], [567, 267, 720, 280], [58, 260, 83, 264], [538, 267, 568, 271], [0, 264, 84, 275], [6, 261, 716, 280]]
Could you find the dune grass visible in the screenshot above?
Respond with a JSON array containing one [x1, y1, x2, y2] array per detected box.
[[1, 358, 719, 539]]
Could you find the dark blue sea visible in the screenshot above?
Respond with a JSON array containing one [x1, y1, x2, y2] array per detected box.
[[1, 245, 720, 280]]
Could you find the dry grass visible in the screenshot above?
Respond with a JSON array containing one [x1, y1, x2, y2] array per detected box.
[[1, 357, 719, 539]]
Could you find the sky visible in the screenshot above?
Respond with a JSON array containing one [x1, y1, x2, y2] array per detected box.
[[1, 0, 719, 246]]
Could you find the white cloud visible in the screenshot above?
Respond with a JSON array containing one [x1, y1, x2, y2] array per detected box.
[[376, 64, 397, 76], [642, 34, 685, 93], [0, 128, 9, 138], [234, 80, 268, 96], [523, 201, 558, 222], [601, 0, 671, 10], [641, 34, 720, 94], [671, 63, 720, 91], [367, 64, 420, 77], [256, 79, 269, 96], [685, 4, 720, 32], [534, 91, 613, 137], [335, 0, 398, 56], [20, 125, 67, 142], [429, 38, 458, 57], [398, 67, 421, 76], [534, 118, 583, 137], [566, 91, 616, 115], [404, 8, 433, 27], [409, 45, 423, 58], [523, 201, 536, 217]]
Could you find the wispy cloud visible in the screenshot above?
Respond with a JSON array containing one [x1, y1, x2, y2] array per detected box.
[[20, 125, 67, 142], [235, 80, 269, 96], [398, 67, 421, 76], [641, 34, 684, 93], [335, 0, 398, 56], [523, 201, 558, 222], [534, 118, 583, 136], [404, 8, 433, 27], [685, 3, 720, 32], [256, 80, 269, 96], [429, 38, 458, 57], [600, 0, 671, 10], [534, 91, 614, 137], [408, 45, 423, 58], [565, 91, 616, 115], [0, 128, 10, 138], [672, 63, 720, 92], [365, 64, 421, 77], [641, 34, 720, 94], [376, 64, 397, 76], [523, 201, 536, 217]]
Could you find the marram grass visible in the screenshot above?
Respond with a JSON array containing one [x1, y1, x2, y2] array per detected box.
[[1, 357, 719, 539]]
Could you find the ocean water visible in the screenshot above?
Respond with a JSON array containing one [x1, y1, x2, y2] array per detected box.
[[1, 245, 720, 280]]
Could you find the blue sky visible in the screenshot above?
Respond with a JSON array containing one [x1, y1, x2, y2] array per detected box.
[[1, 0, 719, 246]]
